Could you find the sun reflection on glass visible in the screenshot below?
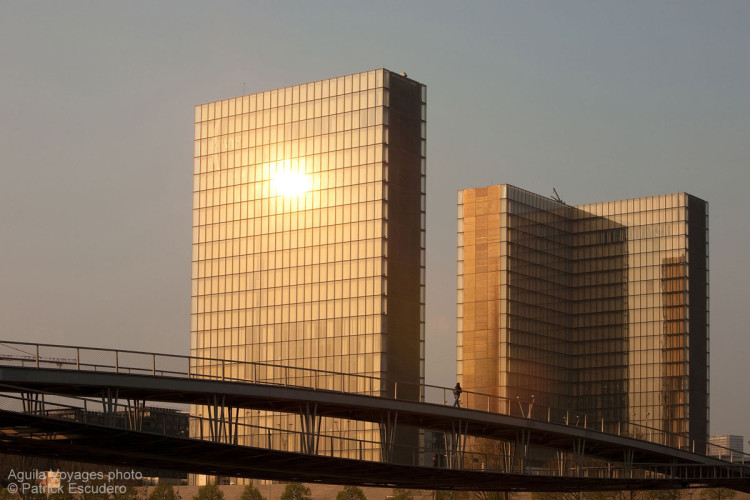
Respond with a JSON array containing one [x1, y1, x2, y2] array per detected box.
[[271, 167, 312, 197]]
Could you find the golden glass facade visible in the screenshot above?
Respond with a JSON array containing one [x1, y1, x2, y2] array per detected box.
[[458, 185, 708, 448], [190, 69, 425, 461]]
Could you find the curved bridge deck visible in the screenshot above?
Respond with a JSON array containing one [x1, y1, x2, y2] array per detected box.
[[0, 366, 742, 469]]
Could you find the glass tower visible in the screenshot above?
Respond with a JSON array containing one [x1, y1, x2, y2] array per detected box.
[[457, 185, 708, 449], [190, 69, 425, 465]]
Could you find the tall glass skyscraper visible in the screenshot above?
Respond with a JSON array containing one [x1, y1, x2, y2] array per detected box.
[[190, 69, 425, 463], [457, 185, 708, 448]]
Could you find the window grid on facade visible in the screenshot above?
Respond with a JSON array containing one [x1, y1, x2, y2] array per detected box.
[[190, 69, 425, 464], [458, 184, 708, 449]]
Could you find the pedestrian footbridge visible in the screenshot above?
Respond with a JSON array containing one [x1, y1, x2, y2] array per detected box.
[[1, 341, 747, 492]]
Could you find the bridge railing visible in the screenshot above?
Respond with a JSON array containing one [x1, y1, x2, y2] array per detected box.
[[0, 387, 746, 481], [1, 340, 748, 465]]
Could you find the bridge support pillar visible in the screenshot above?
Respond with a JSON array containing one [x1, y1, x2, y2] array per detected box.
[[623, 448, 634, 479], [299, 403, 320, 454], [672, 458, 680, 479], [555, 450, 566, 476], [379, 411, 398, 463], [573, 439, 586, 477], [500, 441, 513, 473], [21, 392, 44, 415], [125, 399, 146, 431], [514, 430, 531, 474], [444, 419, 467, 469], [101, 388, 119, 426], [206, 395, 239, 444]]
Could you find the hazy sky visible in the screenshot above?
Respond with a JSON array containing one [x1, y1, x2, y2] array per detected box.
[[1, 1, 748, 442]]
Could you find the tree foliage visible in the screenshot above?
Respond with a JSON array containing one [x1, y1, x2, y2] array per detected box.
[[700, 489, 737, 500], [149, 483, 180, 500], [111, 486, 140, 500], [336, 486, 367, 500], [533, 492, 587, 500], [609, 492, 652, 500], [280, 483, 311, 500], [0, 489, 19, 500], [533, 492, 639, 500], [240, 482, 265, 500], [532, 491, 689, 500], [434, 491, 474, 500], [46, 483, 75, 500], [193, 483, 224, 500], [647, 491, 683, 500], [390, 489, 414, 500], [469, 492, 513, 500]]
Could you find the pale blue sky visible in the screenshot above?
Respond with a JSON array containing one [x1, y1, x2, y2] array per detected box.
[[1, 1, 748, 441]]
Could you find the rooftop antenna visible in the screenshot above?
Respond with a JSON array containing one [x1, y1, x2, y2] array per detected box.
[[243, 81, 246, 94], [552, 188, 565, 204]]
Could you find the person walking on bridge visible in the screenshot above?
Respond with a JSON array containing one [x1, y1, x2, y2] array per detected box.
[[453, 382, 463, 407]]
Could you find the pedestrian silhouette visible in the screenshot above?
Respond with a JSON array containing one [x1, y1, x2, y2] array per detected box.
[[453, 382, 463, 407]]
